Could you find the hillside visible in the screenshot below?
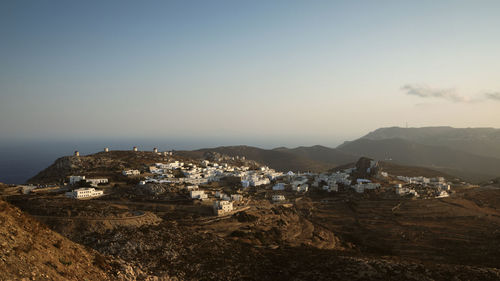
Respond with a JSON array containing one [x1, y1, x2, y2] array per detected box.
[[273, 145, 357, 166], [27, 151, 169, 184], [178, 145, 357, 172], [0, 198, 116, 280], [378, 161, 453, 178], [362, 126, 500, 159], [337, 138, 500, 182]]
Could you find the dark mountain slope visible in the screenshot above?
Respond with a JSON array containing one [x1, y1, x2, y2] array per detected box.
[[378, 161, 454, 178], [337, 138, 500, 182], [363, 126, 500, 159], [178, 145, 357, 172], [273, 145, 357, 166]]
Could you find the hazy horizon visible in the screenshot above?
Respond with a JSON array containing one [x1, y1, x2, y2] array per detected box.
[[2, 0, 500, 143], [2, 124, 500, 184]]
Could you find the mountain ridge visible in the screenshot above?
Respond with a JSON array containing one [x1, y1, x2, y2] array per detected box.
[[337, 137, 500, 182], [360, 126, 500, 159]]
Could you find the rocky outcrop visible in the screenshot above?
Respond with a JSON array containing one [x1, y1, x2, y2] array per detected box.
[[353, 157, 381, 179]]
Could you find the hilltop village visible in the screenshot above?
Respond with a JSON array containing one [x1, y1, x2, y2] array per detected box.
[[17, 147, 461, 216]]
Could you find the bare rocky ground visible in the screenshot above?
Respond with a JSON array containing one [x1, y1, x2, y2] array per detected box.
[[77, 220, 500, 281], [3, 182, 500, 280], [9, 193, 498, 281], [0, 199, 160, 281]]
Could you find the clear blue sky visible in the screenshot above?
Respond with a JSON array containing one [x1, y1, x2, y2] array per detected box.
[[1, 0, 500, 147]]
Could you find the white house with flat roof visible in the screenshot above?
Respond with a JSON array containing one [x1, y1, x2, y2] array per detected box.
[[69, 176, 86, 185], [213, 200, 233, 216], [122, 170, 140, 176], [190, 190, 208, 200], [66, 188, 103, 199], [86, 178, 108, 187], [272, 194, 285, 202]]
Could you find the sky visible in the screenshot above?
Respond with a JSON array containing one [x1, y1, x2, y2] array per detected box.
[[1, 0, 500, 148]]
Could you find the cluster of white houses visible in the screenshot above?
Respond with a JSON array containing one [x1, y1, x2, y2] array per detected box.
[[68, 147, 457, 204], [394, 176, 451, 198], [141, 160, 284, 187], [69, 176, 108, 187]]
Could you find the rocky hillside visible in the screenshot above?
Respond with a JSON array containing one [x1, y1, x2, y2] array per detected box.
[[80, 215, 500, 281], [27, 151, 169, 184], [0, 199, 117, 280]]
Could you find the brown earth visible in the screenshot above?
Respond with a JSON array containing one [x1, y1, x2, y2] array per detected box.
[[7, 195, 162, 239], [13, 189, 498, 281], [0, 199, 115, 281], [307, 188, 500, 268]]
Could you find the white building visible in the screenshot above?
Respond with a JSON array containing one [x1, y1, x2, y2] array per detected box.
[[69, 176, 86, 185], [213, 200, 233, 216], [353, 182, 379, 193], [272, 195, 286, 202], [85, 178, 108, 187], [185, 185, 198, 191], [69, 176, 108, 187], [190, 190, 208, 200], [436, 191, 449, 198], [65, 188, 103, 199], [122, 170, 140, 176]]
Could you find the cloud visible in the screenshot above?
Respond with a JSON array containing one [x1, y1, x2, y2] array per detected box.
[[402, 85, 500, 103], [484, 92, 500, 101], [401, 84, 467, 102]]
